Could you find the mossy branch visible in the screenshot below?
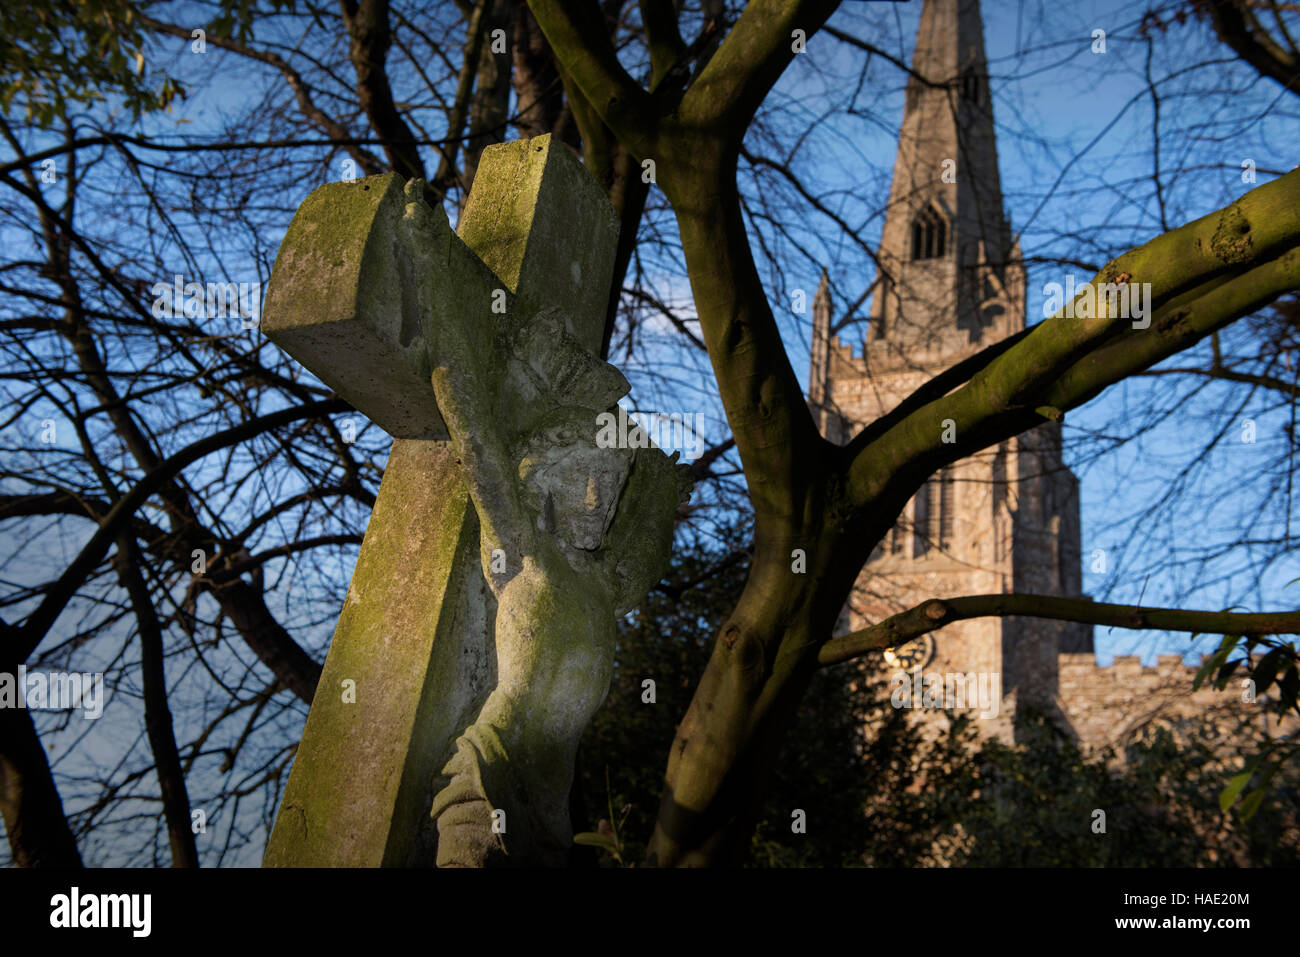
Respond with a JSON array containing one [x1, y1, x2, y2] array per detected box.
[[679, 0, 840, 135], [818, 594, 1300, 668]]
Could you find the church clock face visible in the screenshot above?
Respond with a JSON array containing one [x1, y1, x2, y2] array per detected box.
[[883, 634, 936, 671]]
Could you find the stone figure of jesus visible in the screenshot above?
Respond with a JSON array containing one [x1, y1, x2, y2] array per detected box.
[[395, 179, 690, 867]]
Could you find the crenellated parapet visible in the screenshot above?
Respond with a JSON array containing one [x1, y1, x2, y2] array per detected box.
[[1057, 652, 1297, 752]]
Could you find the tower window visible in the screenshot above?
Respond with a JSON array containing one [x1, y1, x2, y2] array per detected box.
[[910, 204, 947, 261], [913, 466, 955, 556], [913, 482, 930, 557], [961, 70, 982, 105], [938, 468, 954, 544]]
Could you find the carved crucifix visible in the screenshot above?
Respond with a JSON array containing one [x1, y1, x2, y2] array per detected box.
[[260, 136, 685, 867]]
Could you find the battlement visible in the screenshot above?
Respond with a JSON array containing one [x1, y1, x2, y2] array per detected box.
[[828, 334, 865, 373], [1056, 652, 1290, 751], [1059, 651, 1273, 680], [1059, 652, 1203, 681]]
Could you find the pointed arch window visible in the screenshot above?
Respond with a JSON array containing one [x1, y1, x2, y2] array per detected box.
[[910, 204, 947, 261]]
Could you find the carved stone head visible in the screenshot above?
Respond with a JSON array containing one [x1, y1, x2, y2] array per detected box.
[[506, 312, 692, 611]]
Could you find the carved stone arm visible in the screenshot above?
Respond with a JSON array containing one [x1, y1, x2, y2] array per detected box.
[[396, 179, 533, 570]]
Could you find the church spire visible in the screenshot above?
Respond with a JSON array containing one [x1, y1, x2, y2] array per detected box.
[[867, 0, 1020, 354], [810, 269, 832, 407]]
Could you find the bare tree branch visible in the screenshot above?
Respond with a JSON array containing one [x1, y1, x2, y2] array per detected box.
[[819, 593, 1300, 668]]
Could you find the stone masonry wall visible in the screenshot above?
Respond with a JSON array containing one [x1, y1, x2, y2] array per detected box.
[[1058, 652, 1296, 753]]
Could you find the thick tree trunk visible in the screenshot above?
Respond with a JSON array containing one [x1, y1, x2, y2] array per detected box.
[[646, 533, 855, 866], [512, 4, 578, 145], [463, 0, 517, 192], [0, 705, 83, 867], [645, 156, 889, 866]]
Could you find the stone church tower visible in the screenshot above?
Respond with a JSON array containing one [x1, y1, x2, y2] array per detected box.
[[808, 0, 1091, 740], [809, 0, 1292, 755]]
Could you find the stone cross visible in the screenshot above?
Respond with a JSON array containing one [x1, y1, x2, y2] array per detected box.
[[259, 135, 646, 867]]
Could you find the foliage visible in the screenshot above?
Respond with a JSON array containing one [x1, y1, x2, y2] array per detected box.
[[951, 710, 1300, 867], [1, 1, 182, 126], [579, 525, 1300, 867], [1194, 629, 1300, 818], [0, 0, 305, 128]]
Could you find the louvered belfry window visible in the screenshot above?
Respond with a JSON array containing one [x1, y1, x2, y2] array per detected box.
[[937, 468, 954, 544], [910, 204, 946, 261], [913, 466, 955, 556]]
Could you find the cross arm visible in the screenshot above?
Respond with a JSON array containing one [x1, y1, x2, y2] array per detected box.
[[262, 172, 450, 440]]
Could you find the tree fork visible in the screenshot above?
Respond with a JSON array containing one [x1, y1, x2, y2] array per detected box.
[[647, 529, 854, 866]]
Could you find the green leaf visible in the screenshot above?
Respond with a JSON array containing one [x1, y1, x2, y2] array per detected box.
[[573, 831, 618, 852], [1214, 659, 1240, 691], [1239, 786, 1267, 820], [1219, 771, 1252, 813], [1240, 761, 1284, 820], [1276, 664, 1300, 712], [1251, 647, 1286, 696], [1194, 634, 1239, 691]]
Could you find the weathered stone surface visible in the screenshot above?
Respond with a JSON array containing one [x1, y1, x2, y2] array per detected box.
[[264, 439, 493, 866], [457, 136, 619, 344], [391, 170, 685, 866], [263, 135, 674, 868], [262, 135, 619, 438], [418, 316, 685, 866], [262, 173, 445, 440]]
